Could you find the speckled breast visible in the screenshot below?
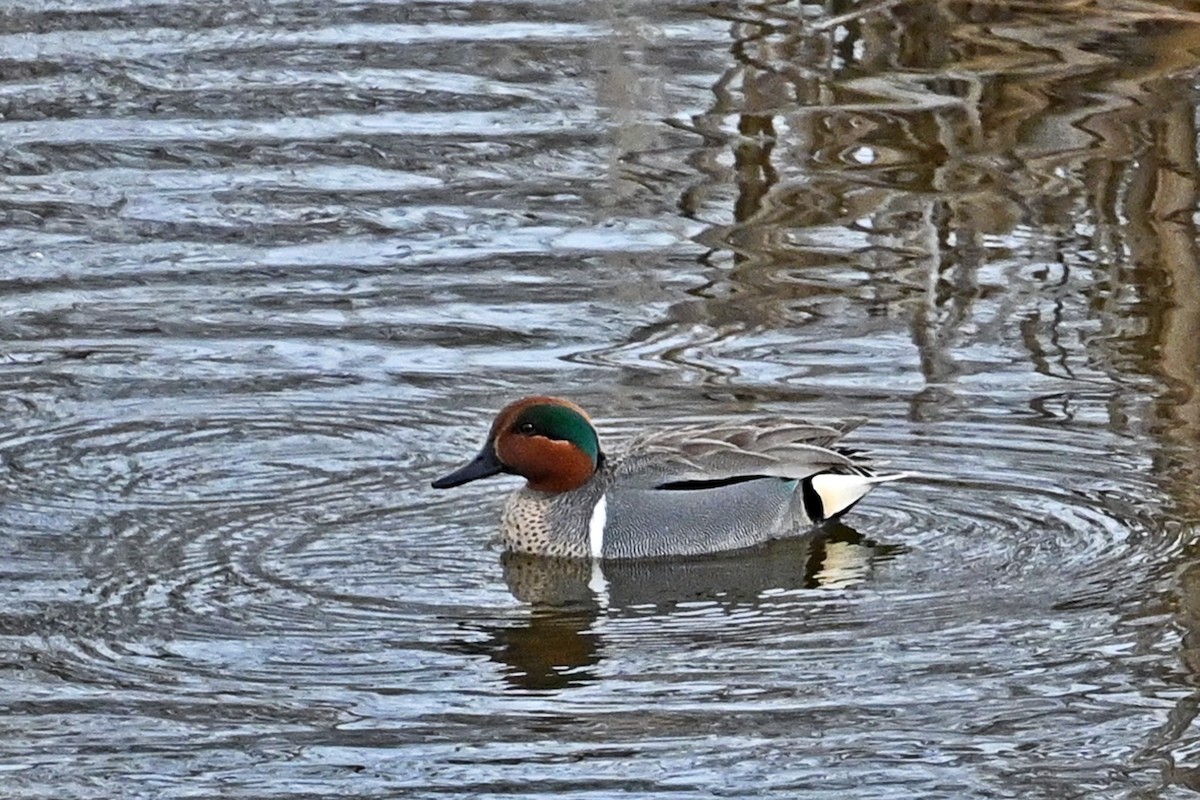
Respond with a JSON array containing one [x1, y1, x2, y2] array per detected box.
[[499, 490, 590, 558]]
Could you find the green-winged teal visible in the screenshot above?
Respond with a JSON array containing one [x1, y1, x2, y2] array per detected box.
[[432, 396, 904, 559]]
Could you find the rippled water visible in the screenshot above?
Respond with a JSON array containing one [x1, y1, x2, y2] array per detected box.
[[4, 0, 1200, 797]]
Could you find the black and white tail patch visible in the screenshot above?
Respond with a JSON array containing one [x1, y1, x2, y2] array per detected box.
[[803, 473, 907, 521]]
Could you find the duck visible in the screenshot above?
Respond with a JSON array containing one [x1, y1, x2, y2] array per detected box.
[[431, 396, 904, 560]]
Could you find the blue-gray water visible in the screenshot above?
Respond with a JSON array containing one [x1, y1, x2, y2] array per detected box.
[[3, 1, 1200, 797]]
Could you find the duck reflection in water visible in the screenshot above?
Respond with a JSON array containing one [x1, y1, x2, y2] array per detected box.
[[480, 523, 901, 692]]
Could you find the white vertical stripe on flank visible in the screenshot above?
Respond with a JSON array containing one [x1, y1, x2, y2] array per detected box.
[[588, 494, 607, 559]]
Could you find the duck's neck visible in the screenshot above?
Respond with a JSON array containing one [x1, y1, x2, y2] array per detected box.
[[522, 441, 599, 493]]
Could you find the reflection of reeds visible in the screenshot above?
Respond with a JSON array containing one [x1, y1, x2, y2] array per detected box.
[[667, 0, 1200, 783], [680, 0, 1200, 451], [1126, 97, 1200, 499]]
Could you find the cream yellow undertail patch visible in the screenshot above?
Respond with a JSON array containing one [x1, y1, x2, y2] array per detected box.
[[810, 473, 906, 518]]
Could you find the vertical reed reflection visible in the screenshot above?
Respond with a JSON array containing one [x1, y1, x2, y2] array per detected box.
[[1125, 92, 1200, 492], [680, 0, 1200, 459], [1117, 44, 1200, 796], [680, 0, 1200, 384], [671, 0, 1200, 788]]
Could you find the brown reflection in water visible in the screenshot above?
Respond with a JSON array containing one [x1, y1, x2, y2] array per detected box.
[[671, 0, 1200, 482], [1125, 94, 1200, 496], [669, 0, 1200, 783], [593, 0, 1200, 773], [673, 0, 1200, 389], [1120, 35, 1200, 794], [488, 607, 604, 692]]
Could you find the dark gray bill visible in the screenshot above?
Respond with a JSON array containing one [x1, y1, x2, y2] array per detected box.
[[431, 445, 504, 488]]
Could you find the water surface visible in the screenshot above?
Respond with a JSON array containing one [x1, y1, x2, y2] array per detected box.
[[3, 0, 1200, 797]]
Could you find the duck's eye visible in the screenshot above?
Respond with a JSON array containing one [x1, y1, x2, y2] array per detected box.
[[517, 422, 536, 435]]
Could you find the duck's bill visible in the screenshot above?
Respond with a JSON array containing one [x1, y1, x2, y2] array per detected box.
[[431, 446, 504, 488]]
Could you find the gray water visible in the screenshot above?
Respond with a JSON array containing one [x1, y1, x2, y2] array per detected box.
[[3, 0, 1200, 797]]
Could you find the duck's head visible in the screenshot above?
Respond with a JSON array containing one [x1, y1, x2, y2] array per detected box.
[[431, 396, 602, 494]]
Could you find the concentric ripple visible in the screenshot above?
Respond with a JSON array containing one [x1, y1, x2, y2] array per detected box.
[[3, 0, 1200, 797]]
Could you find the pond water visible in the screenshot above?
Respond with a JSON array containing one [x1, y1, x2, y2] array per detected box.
[[4, 0, 1200, 797]]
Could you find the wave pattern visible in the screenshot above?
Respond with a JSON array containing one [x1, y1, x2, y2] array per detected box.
[[2, 0, 1200, 798]]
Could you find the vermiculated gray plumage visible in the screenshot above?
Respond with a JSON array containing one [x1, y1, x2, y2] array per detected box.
[[501, 417, 892, 559]]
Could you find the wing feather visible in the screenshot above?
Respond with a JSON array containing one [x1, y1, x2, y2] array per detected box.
[[611, 418, 877, 487]]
